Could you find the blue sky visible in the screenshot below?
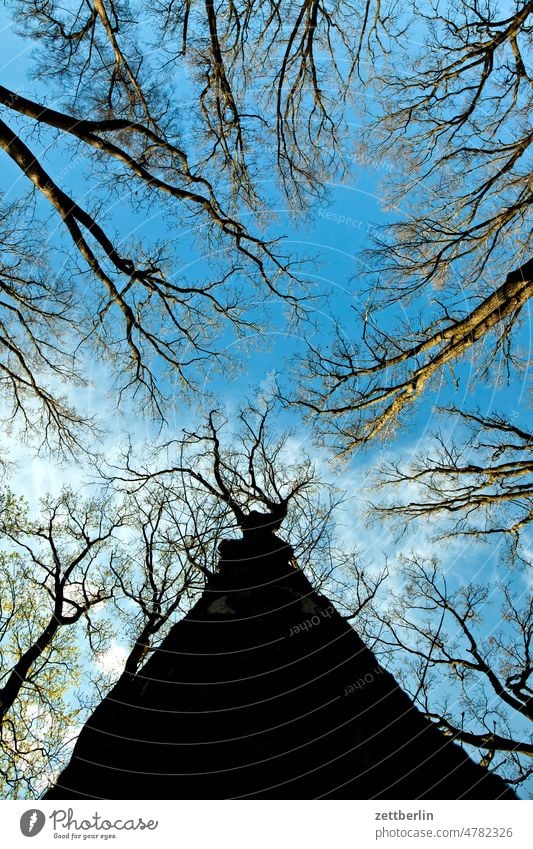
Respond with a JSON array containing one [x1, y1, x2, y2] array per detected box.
[[1, 0, 530, 619], [1, 2, 530, 616]]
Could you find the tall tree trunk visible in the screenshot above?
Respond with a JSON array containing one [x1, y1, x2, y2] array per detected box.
[[45, 529, 515, 800]]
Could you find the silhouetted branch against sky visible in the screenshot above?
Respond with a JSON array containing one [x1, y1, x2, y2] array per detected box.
[[104, 400, 343, 557], [291, 0, 532, 452], [370, 554, 533, 787], [0, 479, 232, 797], [1, 1, 530, 453], [369, 407, 533, 556]]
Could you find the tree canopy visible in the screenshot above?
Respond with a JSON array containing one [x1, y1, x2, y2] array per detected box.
[[0, 0, 531, 796]]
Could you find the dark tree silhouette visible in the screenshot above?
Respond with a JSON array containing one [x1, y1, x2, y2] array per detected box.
[[43, 409, 515, 800]]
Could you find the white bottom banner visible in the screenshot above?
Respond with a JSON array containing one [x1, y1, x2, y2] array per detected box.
[[0, 800, 531, 848]]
